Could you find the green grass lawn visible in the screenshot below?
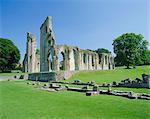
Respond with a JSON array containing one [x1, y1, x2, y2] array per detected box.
[[69, 65, 150, 84], [0, 66, 150, 119], [0, 70, 27, 76]]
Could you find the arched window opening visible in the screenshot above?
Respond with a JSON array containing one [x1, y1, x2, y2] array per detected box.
[[48, 53, 53, 71], [92, 55, 94, 67], [105, 56, 107, 65], [99, 54, 102, 64], [46, 26, 48, 33], [58, 52, 65, 70], [51, 38, 55, 46], [83, 53, 86, 64], [110, 57, 112, 64], [48, 40, 51, 44], [73, 49, 78, 70], [109, 63, 111, 69]]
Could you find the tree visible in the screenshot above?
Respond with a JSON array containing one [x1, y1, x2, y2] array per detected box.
[[95, 48, 111, 54], [138, 40, 150, 65], [0, 38, 20, 72], [143, 50, 150, 65], [112, 33, 149, 69]]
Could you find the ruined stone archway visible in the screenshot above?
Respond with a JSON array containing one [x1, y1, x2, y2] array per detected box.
[[98, 54, 102, 64], [83, 53, 88, 70], [47, 53, 53, 71], [105, 55, 107, 65], [83, 53, 87, 64], [92, 55, 94, 67], [47, 48, 56, 71], [24, 16, 115, 75], [58, 51, 65, 70]]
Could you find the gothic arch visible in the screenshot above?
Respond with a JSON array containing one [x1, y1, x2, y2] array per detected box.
[[47, 49, 53, 71], [58, 51, 65, 70]]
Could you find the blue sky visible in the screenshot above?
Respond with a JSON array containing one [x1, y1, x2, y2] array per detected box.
[[0, 0, 149, 61]]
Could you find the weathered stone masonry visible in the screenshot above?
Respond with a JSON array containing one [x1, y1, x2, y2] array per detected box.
[[39, 16, 115, 72], [23, 32, 40, 73], [23, 16, 115, 81]]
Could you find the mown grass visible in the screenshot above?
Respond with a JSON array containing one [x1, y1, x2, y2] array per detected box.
[[0, 66, 150, 119], [0, 70, 27, 76], [100, 87, 150, 93], [69, 65, 150, 84]]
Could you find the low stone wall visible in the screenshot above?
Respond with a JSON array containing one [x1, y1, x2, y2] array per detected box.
[[28, 71, 77, 82], [56, 71, 77, 80], [111, 74, 150, 89], [28, 72, 56, 82], [27, 81, 150, 100]]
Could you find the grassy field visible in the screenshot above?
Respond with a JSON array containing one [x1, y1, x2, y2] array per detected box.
[[0, 70, 27, 76], [0, 66, 150, 119], [69, 65, 150, 83]]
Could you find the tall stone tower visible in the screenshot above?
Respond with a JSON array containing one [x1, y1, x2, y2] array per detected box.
[[26, 32, 37, 72], [40, 16, 56, 72]]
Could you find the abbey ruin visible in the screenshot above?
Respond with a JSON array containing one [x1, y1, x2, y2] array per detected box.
[[23, 32, 40, 73], [23, 16, 115, 81]]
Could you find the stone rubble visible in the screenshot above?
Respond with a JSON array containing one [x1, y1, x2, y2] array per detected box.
[[27, 80, 150, 100]]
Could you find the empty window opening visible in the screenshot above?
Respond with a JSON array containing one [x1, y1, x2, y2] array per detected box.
[[46, 26, 48, 33], [58, 52, 65, 70], [48, 53, 53, 71], [83, 54, 86, 64], [99, 54, 102, 64], [105, 56, 107, 65], [92, 55, 94, 66]]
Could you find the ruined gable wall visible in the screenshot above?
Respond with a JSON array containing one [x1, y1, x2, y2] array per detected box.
[[27, 32, 37, 72], [23, 32, 40, 73], [40, 16, 54, 72]]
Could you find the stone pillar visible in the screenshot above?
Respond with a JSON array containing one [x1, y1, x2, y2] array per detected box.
[[86, 53, 89, 70], [76, 49, 80, 70], [27, 32, 37, 73], [69, 49, 75, 70], [102, 54, 105, 70], [94, 54, 98, 70], [88, 54, 90, 70], [79, 51, 83, 70]]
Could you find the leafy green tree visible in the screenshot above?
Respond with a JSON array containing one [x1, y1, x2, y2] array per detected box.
[[113, 33, 149, 68], [0, 38, 20, 72], [144, 50, 150, 65], [138, 40, 150, 65], [95, 48, 111, 54]]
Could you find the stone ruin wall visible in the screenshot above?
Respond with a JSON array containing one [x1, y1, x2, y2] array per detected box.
[[39, 16, 115, 72], [23, 32, 40, 73], [23, 16, 115, 73], [49, 44, 114, 71]]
